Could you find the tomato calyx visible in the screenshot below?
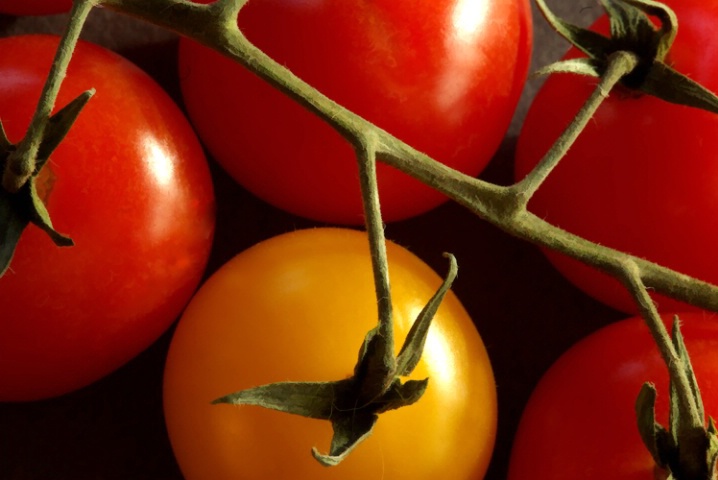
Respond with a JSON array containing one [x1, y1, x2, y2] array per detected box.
[[534, 0, 718, 114], [636, 317, 718, 480], [0, 89, 93, 276], [212, 253, 459, 466]]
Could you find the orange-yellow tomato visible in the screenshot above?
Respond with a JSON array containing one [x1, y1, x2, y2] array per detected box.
[[163, 228, 496, 479]]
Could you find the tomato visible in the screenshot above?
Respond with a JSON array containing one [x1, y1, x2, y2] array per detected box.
[[0, 35, 215, 401], [163, 227, 496, 479], [0, 0, 72, 15], [514, 0, 718, 313], [178, 0, 532, 224], [508, 312, 718, 480]]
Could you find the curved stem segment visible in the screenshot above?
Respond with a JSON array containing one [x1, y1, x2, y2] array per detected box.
[[1, 0, 96, 192]]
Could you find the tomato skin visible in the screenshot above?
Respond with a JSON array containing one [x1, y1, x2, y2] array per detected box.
[[163, 228, 496, 479], [508, 312, 718, 480], [0, 35, 215, 401], [515, 0, 718, 313], [179, 0, 532, 224], [0, 0, 72, 15]]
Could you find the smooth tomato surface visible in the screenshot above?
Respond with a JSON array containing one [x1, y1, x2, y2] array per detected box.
[[515, 0, 718, 313], [0, 0, 71, 15], [164, 228, 496, 479], [179, 0, 532, 224], [508, 312, 718, 480], [0, 35, 215, 401]]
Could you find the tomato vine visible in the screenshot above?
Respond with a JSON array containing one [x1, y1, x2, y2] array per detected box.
[[4, 0, 718, 476], [5, 0, 718, 305], [29, 0, 715, 313]]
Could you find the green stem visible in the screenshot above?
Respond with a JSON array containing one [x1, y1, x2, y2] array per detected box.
[[621, 260, 702, 428], [513, 51, 639, 206], [513, 213, 718, 313], [1, 0, 95, 193], [213, 0, 249, 27], [75, 0, 718, 314], [355, 133, 396, 397]]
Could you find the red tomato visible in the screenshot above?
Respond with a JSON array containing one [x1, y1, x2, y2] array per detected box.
[[179, 0, 532, 224], [0, 35, 215, 401], [0, 0, 72, 15], [515, 0, 718, 313], [164, 227, 497, 479], [508, 312, 718, 480]]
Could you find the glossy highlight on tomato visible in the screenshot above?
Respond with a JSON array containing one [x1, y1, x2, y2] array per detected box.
[[164, 227, 496, 480], [508, 312, 718, 480], [179, 0, 532, 224], [0, 0, 72, 15], [0, 35, 215, 401], [515, 0, 718, 313]]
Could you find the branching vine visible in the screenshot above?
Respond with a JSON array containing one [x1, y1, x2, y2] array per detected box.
[[84, 0, 718, 314], [3, 0, 718, 475], [3, 0, 718, 311]]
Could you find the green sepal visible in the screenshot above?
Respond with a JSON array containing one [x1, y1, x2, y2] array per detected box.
[[537, 0, 672, 64], [213, 376, 428, 467], [534, 58, 602, 79], [26, 178, 73, 247], [602, 0, 653, 41], [0, 119, 20, 276], [36, 89, 95, 171], [311, 378, 428, 466], [665, 317, 712, 477], [312, 414, 378, 467], [635, 315, 718, 478], [600, 0, 666, 59], [672, 317, 705, 420], [639, 62, 718, 114], [709, 418, 718, 436], [353, 252, 458, 396], [621, 0, 677, 58], [352, 325, 395, 401], [212, 378, 355, 420], [0, 174, 73, 277], [395, 253, 457, 376], [212, 253, 458, 466], [372, 377, 428, 414], [0, 187, 29, 276], [0, 91, 90, 277], [708, 418, 718, 472], [636, 382, 672, 468], [668, 316, 705, 439], [537, 0, 718, 114], [534, 0, 614, 60]]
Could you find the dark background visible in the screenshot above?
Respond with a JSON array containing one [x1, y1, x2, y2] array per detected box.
[[0, 2, 625, 479]]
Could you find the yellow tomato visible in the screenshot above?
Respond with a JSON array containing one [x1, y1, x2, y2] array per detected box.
[[163, 227, 496, 479]]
